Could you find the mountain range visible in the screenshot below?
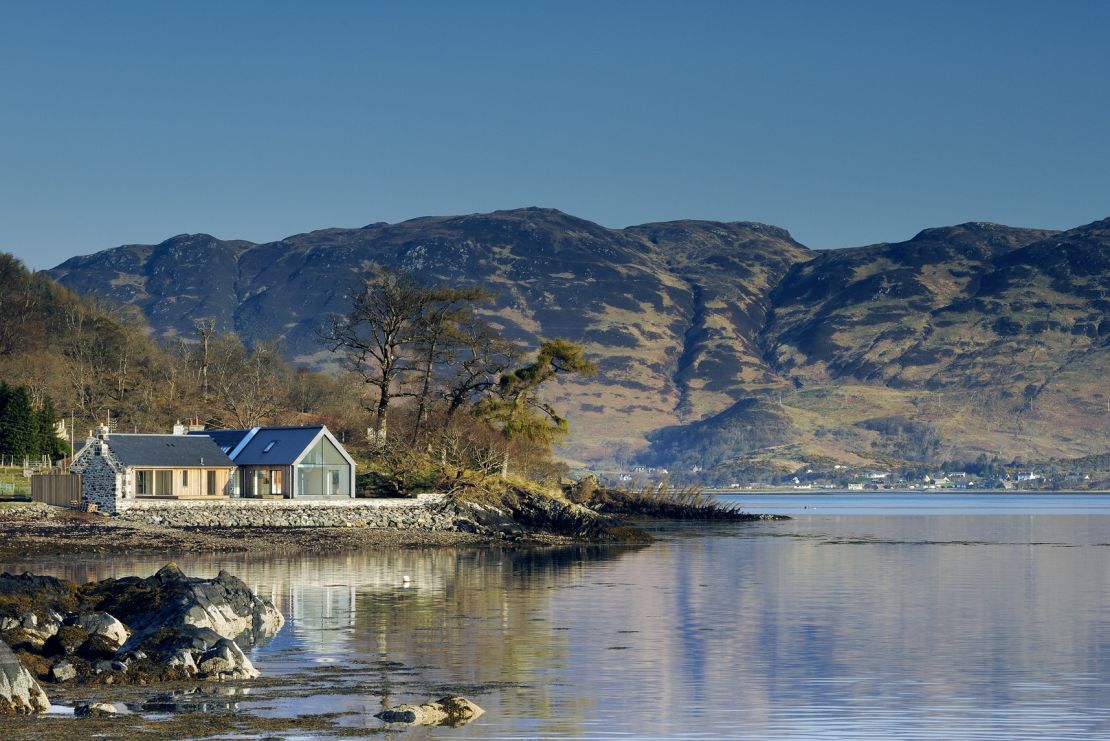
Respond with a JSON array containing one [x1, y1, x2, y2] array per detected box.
[[45, 208, 1110, 476]]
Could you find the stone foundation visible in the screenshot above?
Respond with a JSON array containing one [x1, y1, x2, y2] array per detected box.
[[115, 494, 455, 529]]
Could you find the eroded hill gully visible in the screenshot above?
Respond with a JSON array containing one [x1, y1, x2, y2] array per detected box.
[[673, 281, 707, 421]]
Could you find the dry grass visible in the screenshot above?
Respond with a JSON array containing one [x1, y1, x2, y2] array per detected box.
[[587, 483, 762, 520]]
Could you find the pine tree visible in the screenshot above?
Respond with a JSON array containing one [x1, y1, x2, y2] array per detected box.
[[476, 339, 597, 476], [0, 384, 35, 459]]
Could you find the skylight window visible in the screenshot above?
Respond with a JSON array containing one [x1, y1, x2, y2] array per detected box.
[[263, 441, 277, 453]]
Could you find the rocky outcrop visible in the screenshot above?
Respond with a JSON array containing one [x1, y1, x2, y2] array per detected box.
[[0, 564, 284, 712], [375, 696, 484, 726], [0, 639, 49, 715], [445, 483, 653, 543], [105, 563, 283, 649]]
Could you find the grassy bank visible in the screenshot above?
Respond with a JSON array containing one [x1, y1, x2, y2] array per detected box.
[[0, 467, 30, 500]]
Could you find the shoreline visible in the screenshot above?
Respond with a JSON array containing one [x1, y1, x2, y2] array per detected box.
[[0, 504, 577, 566]]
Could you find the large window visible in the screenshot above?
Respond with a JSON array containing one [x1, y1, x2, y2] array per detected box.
[[206, 470, 217, 496], [136, 470, 176, 496], [253, 469, 284, 497], [297, 437, 350, 496]]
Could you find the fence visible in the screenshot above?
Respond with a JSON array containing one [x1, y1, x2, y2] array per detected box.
[[0, 455, 53, 469], [31, 474, 82, 507]]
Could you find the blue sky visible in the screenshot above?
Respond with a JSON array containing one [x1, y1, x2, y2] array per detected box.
[[2, 1, 1108, 269]]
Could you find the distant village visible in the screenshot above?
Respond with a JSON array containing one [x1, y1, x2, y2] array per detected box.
[[600, 463, 1106, 492]]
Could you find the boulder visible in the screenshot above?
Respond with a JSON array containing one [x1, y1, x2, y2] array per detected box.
[[75, 701, 119, 717], [375, 696, 484, 726], [0, 639, 50, 715], [49, 660, 77, 683], [166, 649, 198, 676], [43, 625, 89, 657], [107, 564, 283, 654], [75, 612, 128, 650], [197, 638, 258, 679], [2, 627, 47, 652]]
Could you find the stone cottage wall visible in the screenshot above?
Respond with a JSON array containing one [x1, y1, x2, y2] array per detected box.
[[69, 440, 124, 514]]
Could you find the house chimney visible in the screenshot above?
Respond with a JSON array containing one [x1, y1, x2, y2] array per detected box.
[[95, 425, 110, 440], [172, 422, 187, 435]]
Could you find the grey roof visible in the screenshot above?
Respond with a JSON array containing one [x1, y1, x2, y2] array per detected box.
[[105, 434, 235, 468], [190, 426, 332, 466], [194, 429, 251, 456]]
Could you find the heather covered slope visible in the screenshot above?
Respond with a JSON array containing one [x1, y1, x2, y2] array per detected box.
[[48, 208, 812, 459], [45, 210, 1110, 471], [648, 219, 1110, 477]]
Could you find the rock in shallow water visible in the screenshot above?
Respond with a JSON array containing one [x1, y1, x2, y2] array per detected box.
[[375, 696, 484, 726], [113, 563, 284, 652], [75, 701, 119, 717]]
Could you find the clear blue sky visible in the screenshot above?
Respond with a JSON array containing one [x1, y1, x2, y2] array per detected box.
[[2, 1, 1108, 269]]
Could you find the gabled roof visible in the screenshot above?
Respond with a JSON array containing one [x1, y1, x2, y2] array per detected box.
[[197, 429, 252, 456], [191, 426, 332, 466], [104, 434, 235, 468]]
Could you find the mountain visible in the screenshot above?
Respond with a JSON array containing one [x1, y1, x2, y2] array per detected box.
[[45, 209, 1110, 472], [669, 218, 1110, 477], [47, 209, 812, 460]]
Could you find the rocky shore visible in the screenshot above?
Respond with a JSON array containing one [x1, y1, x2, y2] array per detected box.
[[0, 482, 782, 565], [0, 564, 281, 715]]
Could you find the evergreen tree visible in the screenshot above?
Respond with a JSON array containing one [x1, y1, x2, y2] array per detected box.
[[476, 338, 597, 476], [0, 383, 35, 459]]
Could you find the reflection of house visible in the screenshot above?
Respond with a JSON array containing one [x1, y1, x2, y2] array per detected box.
[[70, 427, 236, 513], [192, 426, 355, 499]]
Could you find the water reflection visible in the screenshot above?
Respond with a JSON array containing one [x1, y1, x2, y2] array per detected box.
[[6, 503, 1110, 739]]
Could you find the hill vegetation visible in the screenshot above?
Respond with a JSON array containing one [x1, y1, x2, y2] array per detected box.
[[21, 209, 1110, 479], [0, 254, 593, 488]]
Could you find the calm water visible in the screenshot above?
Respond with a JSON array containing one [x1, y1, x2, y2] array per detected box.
[[8, 493, 1110, 739]]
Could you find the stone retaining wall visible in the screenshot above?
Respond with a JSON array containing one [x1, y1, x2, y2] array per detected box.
[[116, 494, 458, 530]]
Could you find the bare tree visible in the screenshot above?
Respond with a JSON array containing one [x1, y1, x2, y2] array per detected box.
[[193, 317, 217, 401], [443, 315, 521, 418], [207, 334, 289, 427], [320, 267, 455, 445], [409, 286, 492, 443]]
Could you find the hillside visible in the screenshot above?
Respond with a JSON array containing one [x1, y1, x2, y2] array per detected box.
[[48, 209, 813, 459], [44, 210, 1110, 473], [652, 218, 1110, 479]]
